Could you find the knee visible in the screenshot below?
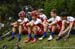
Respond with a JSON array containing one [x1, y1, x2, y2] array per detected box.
[[12, 22, 18, 27], [51, 25, 56, 32], [19, 25, 22, 29], [12, 27, 16, 32], [13, 24, 18, 28], [32, 26, 37, 33], [28, 27, 31, 33], [52, 25, 56, 29]]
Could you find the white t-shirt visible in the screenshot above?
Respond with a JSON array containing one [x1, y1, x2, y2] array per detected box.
[[65, 16, 75, 24], [17, 18, 29, 24], [30, 18, 42, 25], [48, 16, 61, 22]]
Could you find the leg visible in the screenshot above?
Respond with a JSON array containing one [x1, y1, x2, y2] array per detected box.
[[39, 22, 47, 40], [48, 25, 56, 41], [18, 25, 23, 42], [24, 26, 32, 43], [32, 26, 38, 43], [56, 24, 68, 41], [43, 22, 48, 37], [12, 22, 19, 37], [8, 24, 18, 41]]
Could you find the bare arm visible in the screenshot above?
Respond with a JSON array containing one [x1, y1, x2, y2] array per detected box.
[[63, 21, 74, 33], [49, 21, 57, 26], [59, 20, 65, 33]]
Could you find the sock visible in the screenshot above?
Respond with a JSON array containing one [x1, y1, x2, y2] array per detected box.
[[28, 34, 32, 38], [50, 32, 54, 36], [34, 34, 37, 39], [11, 32, 15, 38], [18, 34, 21, 39], [43, 32, 46, 38]]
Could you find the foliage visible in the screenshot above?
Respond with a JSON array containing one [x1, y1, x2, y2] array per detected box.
[[0, 0, 75, 19]]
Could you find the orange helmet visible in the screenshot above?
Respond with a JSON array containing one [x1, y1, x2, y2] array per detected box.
[[18, 11, 26, 17]]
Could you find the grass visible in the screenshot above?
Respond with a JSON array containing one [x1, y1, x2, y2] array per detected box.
[[0, 34, 75, 49]]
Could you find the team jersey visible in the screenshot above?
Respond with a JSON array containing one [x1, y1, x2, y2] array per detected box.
[[48, 16, 62, 29], [38, 14, 47, 21], [17, 18, 29, 24], [64, 16, 75, 24], [30, 18, 43, 30], [48, 16, 61, 22], [30, 18, 42, 25], [30, 18, 44, 35], [17, 18, 29, 27]]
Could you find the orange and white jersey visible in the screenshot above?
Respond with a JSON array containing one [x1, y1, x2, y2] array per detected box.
[[38, 14, 47, 22], [64, 16, 75, 24]]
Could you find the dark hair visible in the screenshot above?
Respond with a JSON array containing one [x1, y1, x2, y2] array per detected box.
[[60, 12, 68, 17], [51, 9, 57, 14]]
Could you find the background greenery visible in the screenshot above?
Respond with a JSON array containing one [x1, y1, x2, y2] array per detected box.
[[0, 0, 75, 20]]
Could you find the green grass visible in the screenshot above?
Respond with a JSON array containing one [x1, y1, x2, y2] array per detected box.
[[0, 34, 75, 49]]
